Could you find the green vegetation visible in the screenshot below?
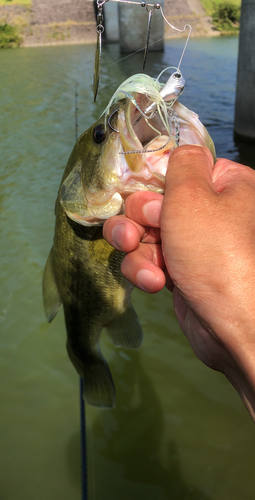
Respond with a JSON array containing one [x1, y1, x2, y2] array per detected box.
[[200, 0, 241, 16], [199, 0, 241, 33], [0, 0, 31, 5], [212, 2, 240, 32], [0, 23, 22, 48]]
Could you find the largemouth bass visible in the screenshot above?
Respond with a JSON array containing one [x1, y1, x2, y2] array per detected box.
[[43, 72, 216, 408]]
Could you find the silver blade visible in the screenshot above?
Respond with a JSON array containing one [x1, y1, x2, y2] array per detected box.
[[93, 30, 102, 102], [143, 9, 152, 71]]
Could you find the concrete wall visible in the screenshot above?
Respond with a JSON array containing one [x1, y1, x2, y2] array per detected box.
[[0, 0, 96, 46], [0, 4, 31, 26], [31, 0, 94, 24], [104, 0, 119, 42], [0, 0, 215, 47]]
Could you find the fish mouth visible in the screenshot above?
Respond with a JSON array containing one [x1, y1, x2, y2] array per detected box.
[[116, 95, 216, 195], [114, 96, 177, 195], [119, 96, 176, 171], [60, 95, 216, 227]]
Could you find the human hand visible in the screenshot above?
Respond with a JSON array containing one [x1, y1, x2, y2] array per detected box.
[[103, 145, 255, 419]]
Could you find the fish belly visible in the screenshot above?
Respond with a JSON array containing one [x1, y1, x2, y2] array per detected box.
[[43, 202, 143, 408]]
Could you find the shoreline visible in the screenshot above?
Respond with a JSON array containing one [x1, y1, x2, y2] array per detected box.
[[20, 29, 241, 49], [19, 31, 242, 48], [20, 22, 224, 48], [0, 1, 238, 49]]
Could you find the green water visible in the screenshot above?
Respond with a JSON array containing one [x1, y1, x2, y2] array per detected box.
[[1, 39, 255, 500]]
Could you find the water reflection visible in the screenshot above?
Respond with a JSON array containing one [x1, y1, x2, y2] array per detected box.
[[87, 348, 211, 500]]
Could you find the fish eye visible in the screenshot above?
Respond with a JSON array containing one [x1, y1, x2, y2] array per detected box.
[[93, 125, 106, 143]]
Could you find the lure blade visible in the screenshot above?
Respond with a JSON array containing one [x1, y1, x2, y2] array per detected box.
[[93, 30, 102, 102], [143, 9, 152, 71]]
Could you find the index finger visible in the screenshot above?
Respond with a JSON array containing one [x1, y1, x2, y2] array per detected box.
[[125, 191, 164, 228], [103, 214, 145, 252]]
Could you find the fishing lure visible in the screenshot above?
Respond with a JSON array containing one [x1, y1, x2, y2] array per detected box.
[[93, 1, 104, 102], [105, 68, 185, 153], [93, 0, 191, 102]]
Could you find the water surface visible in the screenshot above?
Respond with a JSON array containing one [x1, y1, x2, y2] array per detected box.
[[1, 37, 255, 500]]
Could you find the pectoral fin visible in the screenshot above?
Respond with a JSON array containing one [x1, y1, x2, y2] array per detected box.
[[106, 305, 143, 348], [60, 161, 89, 218], [42, 248, 62, 322]]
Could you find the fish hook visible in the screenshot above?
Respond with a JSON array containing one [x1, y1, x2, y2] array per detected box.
[[108, 108, 120, 132]]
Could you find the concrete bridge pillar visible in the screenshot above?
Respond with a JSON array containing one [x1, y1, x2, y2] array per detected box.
[[103, 1, 164, 52], [119, 1, 164, 52], [234, 0, 255, 141], [104, 0, 120, 42]]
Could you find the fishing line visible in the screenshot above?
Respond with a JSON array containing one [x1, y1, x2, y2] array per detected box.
[[75, 84, 88, 500], [79, 377, 88, 500], [104, 30, 188, 70]]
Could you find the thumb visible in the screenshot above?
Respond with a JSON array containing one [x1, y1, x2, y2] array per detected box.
[[160, 145, 216, 278], [165, 145, 215, 200]]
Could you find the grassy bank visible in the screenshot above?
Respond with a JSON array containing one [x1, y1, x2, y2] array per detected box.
[[200, 0, 241, 16], [0, 0, 31, 5]]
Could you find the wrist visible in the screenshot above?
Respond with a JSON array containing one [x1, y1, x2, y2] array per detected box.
[[223, 360, 255, 421], [220, 323, 255, 421]]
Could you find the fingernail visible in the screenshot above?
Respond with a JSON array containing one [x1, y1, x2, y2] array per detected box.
[[143, 200, 162, 226], [112, 224, 126, 250], [137, 269, 157, 292]]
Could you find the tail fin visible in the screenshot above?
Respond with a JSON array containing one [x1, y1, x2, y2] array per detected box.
[[106, 305, 143, 349], [67, 340, 115, 408], [82, 357, 116, 409]]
